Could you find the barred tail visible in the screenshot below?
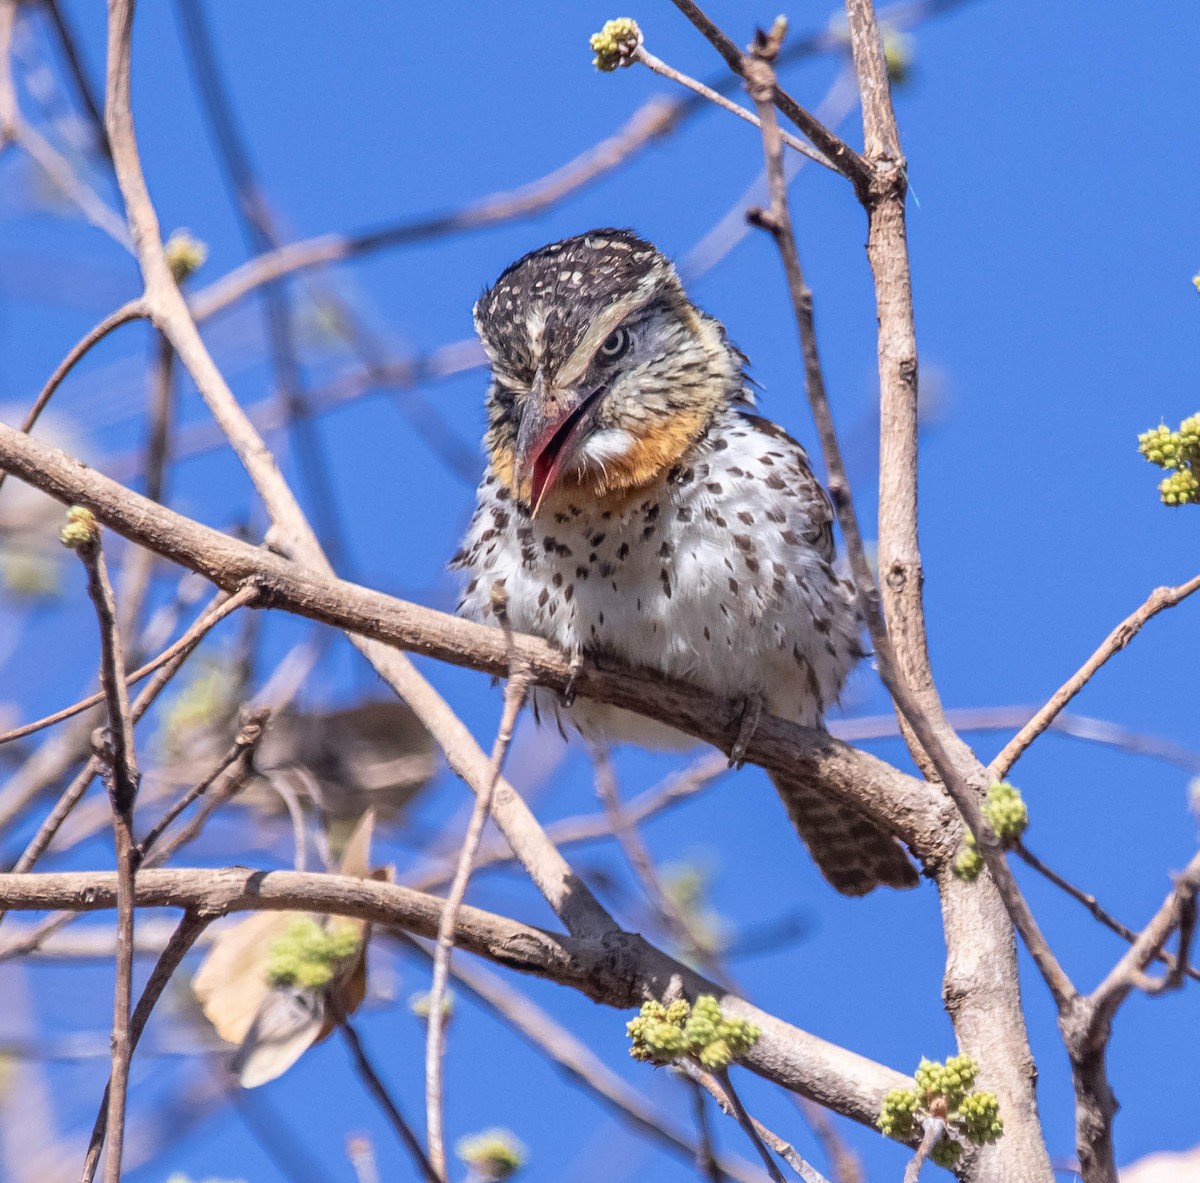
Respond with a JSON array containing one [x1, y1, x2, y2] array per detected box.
[[770, 772, 919, 896]]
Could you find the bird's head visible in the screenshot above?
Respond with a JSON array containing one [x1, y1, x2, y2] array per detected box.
[[474, 229, 749, 516]]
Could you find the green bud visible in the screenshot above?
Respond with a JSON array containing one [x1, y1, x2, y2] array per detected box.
[[983, 783, 1029, 845], [930, 1137, 963, 1168], [164, 229, 208, 283], [1160, 467, 1200, 506], [456, 1128, 527, 1181], [876, 1087, 919, 1139], [882, 29, 913, 85], [59, 505, 97, 550], [410, 990, 455, 1023], [590, 18, 642, 71], [956, 1090, 1004, 1144], [954, 842, 983, 882], [265, 917, 360, 990]]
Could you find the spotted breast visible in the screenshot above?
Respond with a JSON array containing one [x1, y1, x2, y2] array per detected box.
[[453, 229, 917, 895]]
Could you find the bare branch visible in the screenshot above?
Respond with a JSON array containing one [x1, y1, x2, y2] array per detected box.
[[685, 1064, 830, 1183], [80, 910, 211, 1183], [1087, 849, 1200, 1028], [134, 707, 269, 862], [0, 867, 914, 1131], [0, 584, 255, 750], [1015, 842, 1200, 985], [990, 573, 1200, 779], [65, 518, 139, 1183], [0, 421, 947, 864], [634, 45, 832, 169], [667, 0, 871, 195], [331, 1001, 443, 1183], [0, 298, 146, 497], [426, 640, 530, 1176]]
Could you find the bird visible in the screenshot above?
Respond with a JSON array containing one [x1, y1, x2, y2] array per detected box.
[[452, 229, 917, 896]]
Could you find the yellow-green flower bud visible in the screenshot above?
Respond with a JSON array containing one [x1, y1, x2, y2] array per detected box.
[[1160, 467, 1199, 506], [164, 229, 208, 283], [957, 1090, 1004, 1144], [410, 990, 455, 1023], [59, 505, 97, 549], [456, 1128, 527, 1181], [590, 18, 642, 71], [882, 30, 913, 85], [983, 782, 1029, 845], [265, 917, 360, 990], [954, 841, 983, 882], [876, 1087, 919, 1139], [931, 1137, 963, 1168]]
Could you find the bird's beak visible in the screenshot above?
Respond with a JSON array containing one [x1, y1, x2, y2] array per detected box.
[[514, 375, 604, 517]]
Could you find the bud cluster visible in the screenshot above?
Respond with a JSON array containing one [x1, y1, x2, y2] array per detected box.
[[627, 994, 760, 1070], [265, 917, 360, 990], [589, 18, 642, 71], [953, 783, 1029, 882], [59, 505, 98, 550], [1138, 415, 1200, 506], [456, 1128, 526, 1181], [877, 1055, 1004, 1158]]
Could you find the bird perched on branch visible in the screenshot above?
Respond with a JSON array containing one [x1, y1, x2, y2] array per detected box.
[[453, 229, 916, 895]]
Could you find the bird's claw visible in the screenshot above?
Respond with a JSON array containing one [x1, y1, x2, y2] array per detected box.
[[562, 651, 585, 708], [729, 693, 764, 768]]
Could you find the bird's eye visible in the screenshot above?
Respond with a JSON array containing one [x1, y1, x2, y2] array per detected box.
[[598, 327, 632, 361]]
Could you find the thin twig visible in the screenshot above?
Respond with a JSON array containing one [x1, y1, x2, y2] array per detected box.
[[0, 584, 255, 750], [635, 45, 831, 169], [1015, 842, 1200, 985], [742, 21, 1075, 1009], [330, 1000, 443, 1183], [686, 1064, 830, 1183], [4, 586, 254, 882], [135, 707, 269, 862], [68, 518, 139, 1183], [1087, 849, 1200, 1030], [688, 1079, 726, 1183], [80, 910, 211, 1183], [409, 751, 730, 892], [0, 298, 146, 497], [40, 0, 112, 159], [716, 1069, 786, 1183], [990, 573, 1200, 779], [668, 0, 871, 196], [425, 608, 530, 1176], [902, 1117, 947, 1183], [591, 745, 724, 976]]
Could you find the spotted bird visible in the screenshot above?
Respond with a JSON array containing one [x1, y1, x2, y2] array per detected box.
[[453, 229, 916, 895]]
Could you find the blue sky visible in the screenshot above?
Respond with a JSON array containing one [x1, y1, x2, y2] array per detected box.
[[1, 2, 1198, 1180]]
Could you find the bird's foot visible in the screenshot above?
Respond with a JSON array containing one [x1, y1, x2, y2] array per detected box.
[[729, 692, 765, 768], [561, 651, 585, 708]]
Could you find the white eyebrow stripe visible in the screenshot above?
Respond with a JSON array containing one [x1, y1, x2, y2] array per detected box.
[[556, 269, 665, 386]]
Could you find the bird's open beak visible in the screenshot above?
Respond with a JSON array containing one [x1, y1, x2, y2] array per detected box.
[[514, 378, 604, 517]]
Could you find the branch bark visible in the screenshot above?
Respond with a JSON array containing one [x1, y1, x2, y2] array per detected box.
[[0, 867, 914, 1132]]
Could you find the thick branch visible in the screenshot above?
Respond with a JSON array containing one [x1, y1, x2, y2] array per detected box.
[[0, 422, 945, 863], [0, 868, 913, 1130]]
